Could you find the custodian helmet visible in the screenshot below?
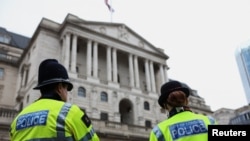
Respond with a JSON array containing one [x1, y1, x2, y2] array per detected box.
[[33, 59, 73, 91], [158, 80, 190, 108]]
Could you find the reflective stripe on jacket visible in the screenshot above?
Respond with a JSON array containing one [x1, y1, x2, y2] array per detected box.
[[10, 99, 99, 141]]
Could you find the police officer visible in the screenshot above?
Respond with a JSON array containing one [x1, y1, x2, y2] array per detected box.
[[149, 80, 216, 141], [10, 59, 100, 141]]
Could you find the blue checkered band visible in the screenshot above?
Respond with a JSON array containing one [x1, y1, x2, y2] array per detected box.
[[208, 116, 216, 124], [152, 126, 165, 141]]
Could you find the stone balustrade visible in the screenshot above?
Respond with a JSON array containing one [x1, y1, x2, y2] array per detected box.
[[91, 118, 151, 139], [0, 108, 18, 125], [0, 108, 151, 140]]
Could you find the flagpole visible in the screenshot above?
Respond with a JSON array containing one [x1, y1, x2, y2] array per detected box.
[[105, 0, 114, 22], [110, 0, 113, 22]]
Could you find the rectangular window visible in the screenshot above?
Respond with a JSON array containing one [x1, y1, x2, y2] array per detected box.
[[100, 112, 108, 121], [101, 92, 108, 102], [0, 33, 11, 44], [0, 68, 4, 79], [145, 120, 152, 128], [24, 69, 29, 86]]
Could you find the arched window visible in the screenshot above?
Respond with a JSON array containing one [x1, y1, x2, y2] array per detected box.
[[78, 87, 86, 97], [144, 101, 150, 110], [101, 91, 108, 102]]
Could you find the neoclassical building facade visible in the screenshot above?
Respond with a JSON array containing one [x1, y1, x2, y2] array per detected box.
[[0, 14, 213, 141]]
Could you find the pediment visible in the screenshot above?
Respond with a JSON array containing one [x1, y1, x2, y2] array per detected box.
[[65, 14, 167, 57]]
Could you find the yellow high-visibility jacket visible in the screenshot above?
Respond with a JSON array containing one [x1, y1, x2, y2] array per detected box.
[[10, 99, 100, 141], [149, 111, 216, 141]]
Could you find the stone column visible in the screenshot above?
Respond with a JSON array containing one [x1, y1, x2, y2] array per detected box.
[[164, 66, 169, 82], [71, 34, 77, 73], [160, 64, 165, 85], [93, 42, 98, 78], [63, 33, 70, 70], [150, 61, 156, 92], [129, 54, 135, 87], [61, 38, 66, 66], [87, 40, 92, 76], [107, 46, 112, 82], [134, 56, 140, 88], [144, 59, 151, 92], [112, 48, 118, 83]]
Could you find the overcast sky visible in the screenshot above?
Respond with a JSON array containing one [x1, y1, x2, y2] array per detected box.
[[1, 0, 250, 111]]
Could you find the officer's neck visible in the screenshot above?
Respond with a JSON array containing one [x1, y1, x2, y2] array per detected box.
[[168, 106, 192, 118], [39, 91, 62, 101]]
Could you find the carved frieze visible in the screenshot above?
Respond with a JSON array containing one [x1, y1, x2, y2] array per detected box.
[[99, 26, 107, 34], [117, 25, 129, 41]]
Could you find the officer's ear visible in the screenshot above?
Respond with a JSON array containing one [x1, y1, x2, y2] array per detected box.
[[55, 83, 64, 95], [163, 103, 168, 110], [164, 103, 172, 111], [185, 98, 189, 105]]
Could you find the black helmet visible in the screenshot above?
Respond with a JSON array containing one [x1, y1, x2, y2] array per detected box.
[[33, 59, 73, 91], [158, 80, 190, 108]]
